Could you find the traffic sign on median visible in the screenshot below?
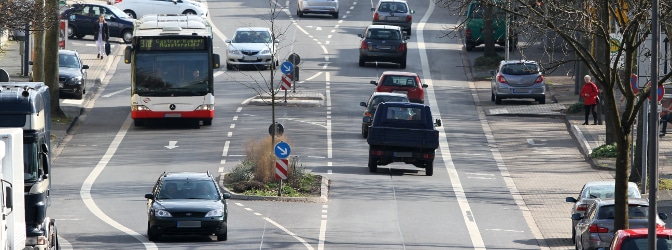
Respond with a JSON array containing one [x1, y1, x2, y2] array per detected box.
[[274, 141, 291, 159], [281, 61, 293, 74]]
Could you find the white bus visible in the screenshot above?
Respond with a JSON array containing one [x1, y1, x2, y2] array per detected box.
[[124, 14, 220, 127]]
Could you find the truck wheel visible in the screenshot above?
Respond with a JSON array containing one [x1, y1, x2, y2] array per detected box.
[[134, 119, 144, 127], [425, 162, 433, 176], [49, 223, 59, 250], [368, 156, 378, 173]]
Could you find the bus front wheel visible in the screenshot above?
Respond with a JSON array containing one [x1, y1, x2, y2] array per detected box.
[[134, 119, 144, 127], [203, 119, 212, 126]]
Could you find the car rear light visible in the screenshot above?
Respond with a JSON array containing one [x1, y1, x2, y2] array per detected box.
[[373, 12, 379, 21], [361, 41, 369, 50], [497, 74, 508, 84], [589, 224, 609, 233], [365, 111, 372, 117], [115, 0, 122, 3], [397, 43, 406, 52], [534, 75, 544, 84], [406, 15, 412, 22], [465, 28, 471, 39], [371, 150, 384, 156], [577, 204, 589, 211]]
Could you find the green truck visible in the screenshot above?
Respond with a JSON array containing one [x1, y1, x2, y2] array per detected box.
[[463, 1, 515, 51]]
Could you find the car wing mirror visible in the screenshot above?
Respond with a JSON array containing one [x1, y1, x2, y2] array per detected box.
[[565, 197, 577, 203], [222, 193, 232, 199], [225, 39, 231, 43], [363, 117, 371, 123], [489, 70, 495, 76], [82, 65, 89, 69], [371, 7, 375, 11], [571, 213, 582, 220], [274, 39, 279, 43], [358, 34, 364, 38], [410, 10, 415, 14], [370, 80, 377, 85], [422, 84, 428, 88], [144, 193, 154, 199], [434, 119, 442, 127], [360, 101, 367, 107]]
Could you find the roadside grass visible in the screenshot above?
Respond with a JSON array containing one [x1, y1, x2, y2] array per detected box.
[[222, 135, 321, 197]]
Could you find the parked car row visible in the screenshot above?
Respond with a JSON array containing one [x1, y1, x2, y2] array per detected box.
[[566, 180, 671, 250]]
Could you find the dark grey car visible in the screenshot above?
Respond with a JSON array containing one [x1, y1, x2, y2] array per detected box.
[[58, 50, 89, 100], [358, 25, 409, 68], [371, 0, 414, 35], [490, 60, 546, 104], [573, 198, 667, 250]]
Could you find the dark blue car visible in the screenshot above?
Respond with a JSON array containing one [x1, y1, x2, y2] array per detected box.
[[60, 3, 134, 43]]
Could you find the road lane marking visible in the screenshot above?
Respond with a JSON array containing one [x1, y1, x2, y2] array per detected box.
[[101, 87, 130, 98], [419, 0, 485, 248], [222, 141, 230, 156], [80, 114, 158, 250]]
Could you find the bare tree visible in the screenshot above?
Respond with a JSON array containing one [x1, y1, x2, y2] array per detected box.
[[224, 0, 293, 182], [456, 0, 672, 231]]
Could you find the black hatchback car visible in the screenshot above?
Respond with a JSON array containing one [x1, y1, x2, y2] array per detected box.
[[58, 50, 89, 99], [60, 3, 134, 43], [144, 172, 231, 241], [358, 25, 409, 68]]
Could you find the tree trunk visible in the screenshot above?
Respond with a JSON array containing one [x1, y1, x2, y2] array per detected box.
[[45, 0, 65, 118], [482, 2, 497, 57]]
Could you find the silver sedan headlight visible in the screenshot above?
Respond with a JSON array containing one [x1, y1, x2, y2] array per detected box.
[[228, 48, 241, 55]]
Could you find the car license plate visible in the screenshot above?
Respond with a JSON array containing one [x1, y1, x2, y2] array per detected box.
[[392, 90, 407, 95], [512, 88, 530, 93], [377, 45, 391, 50], [165, 113, 181, 118], [394, 152, 412, 157], [242, 56, 257, 61], [386, 16, 401, 21], [177, 221, 201, 228]]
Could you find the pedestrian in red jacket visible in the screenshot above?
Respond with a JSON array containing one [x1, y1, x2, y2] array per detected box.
[[580, 75, 599, 125]]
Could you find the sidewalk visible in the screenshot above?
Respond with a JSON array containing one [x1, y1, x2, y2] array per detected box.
[[0, 37, 118, 152]]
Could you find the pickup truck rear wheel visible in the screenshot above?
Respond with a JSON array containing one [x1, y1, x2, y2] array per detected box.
[[425, 162, 433, 176], [368, 156, 378, 173]]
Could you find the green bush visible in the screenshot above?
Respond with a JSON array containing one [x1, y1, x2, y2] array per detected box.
[[590, 143, 617, 158], [567, 102, 584, 113]]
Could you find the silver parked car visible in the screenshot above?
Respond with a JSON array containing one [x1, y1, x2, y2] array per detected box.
[[573, 198, 667, 250], [297, 0, 339, 19], [490, 60, 546, 104], [371, 0, 414, 35], [565, 180, 642, 243]]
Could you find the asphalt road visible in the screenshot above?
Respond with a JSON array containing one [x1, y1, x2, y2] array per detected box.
[[46, 0, 606, 249]]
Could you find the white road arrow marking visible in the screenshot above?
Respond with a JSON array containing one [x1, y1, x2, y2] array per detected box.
[[526, 139, 546, 146], [165, 141, 179, 149]]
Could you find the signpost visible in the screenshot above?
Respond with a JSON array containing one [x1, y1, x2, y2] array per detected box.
[[274, 141, 291, 196], [287, 53, 301, 91]]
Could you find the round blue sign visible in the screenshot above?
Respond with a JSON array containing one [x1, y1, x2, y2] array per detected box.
[[280, 61, 294, 74], [274, 141, 291, 159]]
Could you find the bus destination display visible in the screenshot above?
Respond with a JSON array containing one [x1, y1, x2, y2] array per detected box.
[[138, 38, 206, 51]]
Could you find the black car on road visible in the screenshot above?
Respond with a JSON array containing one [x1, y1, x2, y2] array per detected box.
[[58, 50, 89, 100], [358, 25, 409, 68], [60, 3, 134, 43], [144, 172, 231, 241]]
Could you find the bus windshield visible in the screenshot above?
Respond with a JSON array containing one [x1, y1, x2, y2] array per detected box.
[[134, 52, 210, 96]]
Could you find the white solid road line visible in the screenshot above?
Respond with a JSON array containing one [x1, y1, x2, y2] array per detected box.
[[418, 0, 486, 249]]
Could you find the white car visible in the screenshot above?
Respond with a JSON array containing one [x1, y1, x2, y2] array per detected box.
[[225, 27, 279, 70], [113, 0, 208, 19], [297, 0, 339, 19]]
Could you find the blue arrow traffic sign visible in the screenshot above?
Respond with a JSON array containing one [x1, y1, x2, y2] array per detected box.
[[280, 61, 294, 74], [274, 141, 291, 159]]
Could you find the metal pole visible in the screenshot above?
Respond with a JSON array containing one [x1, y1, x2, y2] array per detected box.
[[278, 179, 282, 197], [648, 0, 660, 247], [641, 101, 648, 193], [23, 25, 30, 76]]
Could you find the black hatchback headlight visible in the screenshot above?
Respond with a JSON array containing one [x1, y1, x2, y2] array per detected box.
[[66, 76, 83, 85]]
